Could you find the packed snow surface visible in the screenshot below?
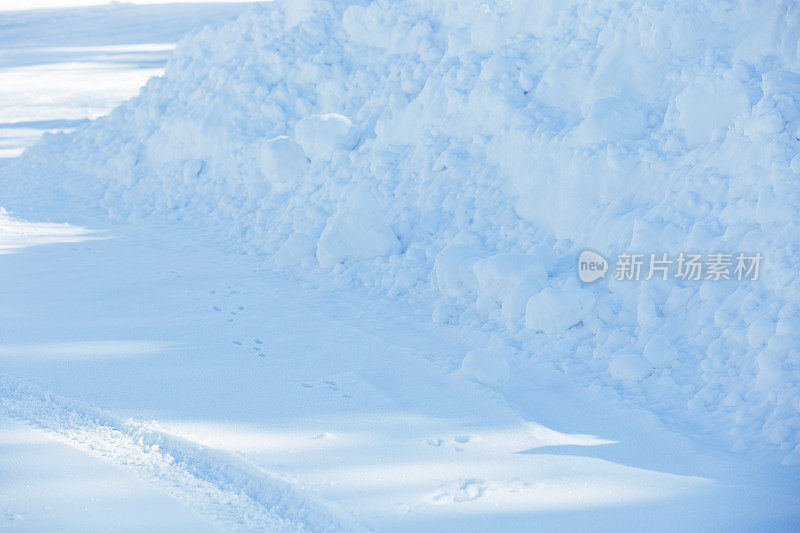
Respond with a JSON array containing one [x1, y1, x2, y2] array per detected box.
[[4, 216, 798, 532], [3, 0, 800, 471]]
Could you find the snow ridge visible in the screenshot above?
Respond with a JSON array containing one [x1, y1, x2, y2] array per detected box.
[[0, 375, 360, 532]]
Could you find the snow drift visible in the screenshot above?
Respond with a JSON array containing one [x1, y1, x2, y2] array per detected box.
[[3, 0, 800, 464]]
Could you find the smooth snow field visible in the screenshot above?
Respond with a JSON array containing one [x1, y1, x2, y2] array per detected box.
[[1, 1, 800, 532]]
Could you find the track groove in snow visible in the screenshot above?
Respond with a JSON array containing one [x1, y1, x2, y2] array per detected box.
[[0, 375, 360, 533]]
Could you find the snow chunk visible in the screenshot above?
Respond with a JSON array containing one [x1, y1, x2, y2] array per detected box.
[[776, 316, 800, 336], [316, 186, 401, 268], [434, 245, 482, 298], [574, 97, 648, 144], [761, 70, 800, 98], [283, 0, 317, 29], [525, 282, 595, 335], [274, 233, 317, 268], [258, 136, 309, 192], [473, 253, 548, 320], [643, 334, 678, 368], [755, 352, 783, 392], [782, 454, 800, 467], [294, 113, 359, 161], [747, 318, 774, 348], [459, 339, 513, 387], [675, 78, 749, 148], [609, 354, 652, 382]]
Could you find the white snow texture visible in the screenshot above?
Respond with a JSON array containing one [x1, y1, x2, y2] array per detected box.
[[3, 0, 800, 464]]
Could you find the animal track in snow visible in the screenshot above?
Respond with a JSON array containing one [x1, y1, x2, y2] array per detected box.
[[427, 479, 487, 504], [299, 379, 352, 398]]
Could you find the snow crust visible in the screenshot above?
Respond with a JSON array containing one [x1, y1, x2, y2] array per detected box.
[[4, 0, 800, 464]]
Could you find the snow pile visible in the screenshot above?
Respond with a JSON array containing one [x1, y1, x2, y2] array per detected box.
[[459, 337, 512, 387], [3, 0, 800, 464]]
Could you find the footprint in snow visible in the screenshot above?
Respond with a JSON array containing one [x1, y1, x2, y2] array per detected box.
[[254, 338, 263, 344], [212, 305, 222, 311], [427, 438, 444, 447], [453, 435, 472, 452], [427, 479, 486, 504], [232, 340, 242, 346], [3, 510, 25, 522], [301, 380, 349, 395]]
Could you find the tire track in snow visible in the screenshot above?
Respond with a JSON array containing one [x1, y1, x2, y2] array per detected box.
[[0, 375, 360, 533]]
